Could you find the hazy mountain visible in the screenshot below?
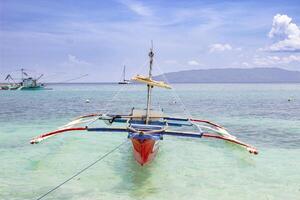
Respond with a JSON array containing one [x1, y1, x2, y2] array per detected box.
[[155, 68, 300, 83]]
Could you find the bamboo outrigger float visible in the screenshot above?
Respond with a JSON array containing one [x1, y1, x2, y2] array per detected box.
[[30, 46, 258, 166]]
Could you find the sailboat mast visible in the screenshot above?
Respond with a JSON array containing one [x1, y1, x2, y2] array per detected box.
[[145, 44, 154, 124], [123, 66, 126, 81], [21, 68, 24, 81]]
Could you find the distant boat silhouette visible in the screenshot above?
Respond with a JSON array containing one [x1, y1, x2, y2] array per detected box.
[[1, 68, 50, 90], [118, 65, 130, 84]]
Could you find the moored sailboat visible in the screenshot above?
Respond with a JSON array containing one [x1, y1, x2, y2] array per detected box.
[[118, 66, 130, 84]]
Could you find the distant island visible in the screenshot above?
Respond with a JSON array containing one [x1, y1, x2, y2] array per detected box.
[[155, 67, 300, 83]]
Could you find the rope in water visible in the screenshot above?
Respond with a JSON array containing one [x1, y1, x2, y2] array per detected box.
[[35, 140, 127, 200]]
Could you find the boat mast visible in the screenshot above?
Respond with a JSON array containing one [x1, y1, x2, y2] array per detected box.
[[21, 68, 24, 81], [145, 42, 154, 124], [123, 65, 126, 81]]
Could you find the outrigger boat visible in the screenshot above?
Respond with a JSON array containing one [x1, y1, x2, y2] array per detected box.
[[30, 47, 258, 166], [1, 69, 49, 90]]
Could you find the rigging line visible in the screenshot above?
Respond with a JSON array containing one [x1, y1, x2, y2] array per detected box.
[[35, 140, 127, 200], [97, 49, 157, 115], [89, 60, 148, 119], [137, 59, 151, 76], [102, 59, 149, 114], [101, 83, 128, 114], [117, 60, 153, 115], [56, 74, 89, 83], [132, 59, 155, 108], [154, 59, 193, 119], [37, 72, 64, 80], [40, 74, 89, 84]]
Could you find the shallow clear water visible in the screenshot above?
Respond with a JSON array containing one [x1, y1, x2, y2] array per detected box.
[[0, 83, 299, 200]]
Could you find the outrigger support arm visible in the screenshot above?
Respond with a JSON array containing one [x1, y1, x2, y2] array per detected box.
[[162, 131, 258, 155], [202, 133, 258, 154], [30, 127, 87, 144], [30, 127, 129, 144], [191, 118, 258, 154], [31, 127, 258, 155], [30, 113, 258, 155]]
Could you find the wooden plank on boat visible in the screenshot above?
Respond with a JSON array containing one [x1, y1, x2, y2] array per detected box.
[[132, 75, 171, 89]]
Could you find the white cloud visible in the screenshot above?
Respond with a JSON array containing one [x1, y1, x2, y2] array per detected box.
[[242, 62, 250, 67], [187, 60, 200, 66], [67, 54, 90, 66], [120, 0, 152, 17], [266, 14, 300, 52], [253, 56, 278, 66], [281, 55, 300, 63], [60, 54, 92, 69], [253, 54, 300, 66], [209, 43, 232, 53]]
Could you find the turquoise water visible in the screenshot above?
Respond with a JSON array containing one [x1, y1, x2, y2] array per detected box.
[[0, 83, 299, 200]]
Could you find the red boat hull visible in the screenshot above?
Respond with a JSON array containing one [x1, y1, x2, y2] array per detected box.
[[131, 138, 159, 166]]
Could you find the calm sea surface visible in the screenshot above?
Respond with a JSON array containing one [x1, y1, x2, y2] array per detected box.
[[0, 83, 299, 200]]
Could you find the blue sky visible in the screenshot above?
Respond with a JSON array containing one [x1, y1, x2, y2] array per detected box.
[[1, 0, 300, 82]]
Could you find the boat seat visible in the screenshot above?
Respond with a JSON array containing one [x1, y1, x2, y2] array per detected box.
[[130, 123, 165, 131]]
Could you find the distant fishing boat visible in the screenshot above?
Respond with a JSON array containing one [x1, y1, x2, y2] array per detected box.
[[1, 69, 50, 90], [118, 66, 130, 84], [31, 45, 258, 166], [0, 84, 19, 90]]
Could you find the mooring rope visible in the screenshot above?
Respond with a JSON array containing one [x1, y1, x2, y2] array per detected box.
[[35, 140, 127, 200]]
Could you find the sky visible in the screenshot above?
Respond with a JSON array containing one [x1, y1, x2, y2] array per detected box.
[[0, 0, 300, 82]]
